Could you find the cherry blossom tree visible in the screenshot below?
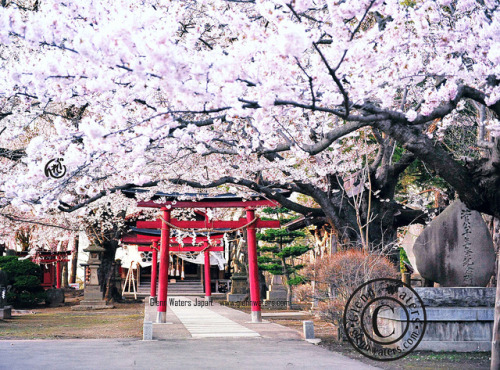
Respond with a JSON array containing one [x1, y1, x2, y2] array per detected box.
[[1, 1, 500, 364], [0, 0, 499, 251]]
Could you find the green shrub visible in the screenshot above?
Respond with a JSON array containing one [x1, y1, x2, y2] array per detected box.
[[0, 256, 46, 308]]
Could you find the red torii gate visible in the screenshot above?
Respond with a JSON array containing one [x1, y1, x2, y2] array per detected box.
[[135, 195, 280, 323], [121, 233, 224, 300]]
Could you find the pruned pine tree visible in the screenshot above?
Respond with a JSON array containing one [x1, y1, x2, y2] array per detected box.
[[257, 207, 310, 310]]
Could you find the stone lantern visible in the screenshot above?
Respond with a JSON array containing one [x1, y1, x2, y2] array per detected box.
[[85, 244, 105, 286], [73, 244, 113, 310]]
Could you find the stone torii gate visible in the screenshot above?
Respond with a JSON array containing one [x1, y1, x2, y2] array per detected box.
[[131, 193, 280, 323]]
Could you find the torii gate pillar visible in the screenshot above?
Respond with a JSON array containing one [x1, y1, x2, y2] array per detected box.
[[246, 208, 262, 323], [150, 241, 158, 299], [56, 260, 62, 289], [204, 241, 212, 302], [157, 208, 171, 323]]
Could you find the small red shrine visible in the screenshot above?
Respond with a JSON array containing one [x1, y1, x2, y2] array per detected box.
[[17, 250, 71, 289]]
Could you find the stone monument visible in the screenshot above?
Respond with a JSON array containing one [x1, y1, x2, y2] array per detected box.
[[72, 244, 113, 310], [413, 200, 495, 287], [227, 274, 248, 302]]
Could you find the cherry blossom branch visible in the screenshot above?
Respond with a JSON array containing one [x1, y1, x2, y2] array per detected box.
[[312, 42, 350, 118], [258, 119, 370, 155], [0, 147, 25, 161], [58, 181, 160, 213], [169, 176, 324, 216], [0, 213, 78, 231], [349, 0, 377, 41], [295, 58, 316, 109]]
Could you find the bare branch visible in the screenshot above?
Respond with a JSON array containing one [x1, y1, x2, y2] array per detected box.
[[312, 42, 350, 117]]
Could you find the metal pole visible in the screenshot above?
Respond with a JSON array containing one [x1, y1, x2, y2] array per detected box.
[[246, 208, 261, 323], [157, 208, 171, 323]]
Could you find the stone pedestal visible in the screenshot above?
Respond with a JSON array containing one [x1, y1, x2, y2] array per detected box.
[[46, 288, 65, 307], [226, 275, 248, 302], [378, 287, 495, 352], [0, 306, 11, 319], [264, 275, 287, 305]]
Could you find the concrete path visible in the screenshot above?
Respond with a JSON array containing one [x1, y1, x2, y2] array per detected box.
[[145, 297, 303, 340], [127, 297, 379, 369], [0, 297, 379, 369], [0, 339, 380, 370], [168, 297, 259, 338]]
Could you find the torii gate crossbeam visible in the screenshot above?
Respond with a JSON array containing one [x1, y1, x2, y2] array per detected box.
[[133, 196, 280, 323]]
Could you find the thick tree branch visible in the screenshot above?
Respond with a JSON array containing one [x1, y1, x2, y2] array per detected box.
[[259, 120, 370, 155], [393, 206, 428, 228], [0, 147, 25, 160], [169, 176, 324, 217], [58, 181, 160, 212], [392, 152, 415, 179], [374, 119, 486, 213]]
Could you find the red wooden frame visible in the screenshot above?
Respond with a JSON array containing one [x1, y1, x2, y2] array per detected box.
[[136, 218, 280, 229], [129, 194, 281, 323]]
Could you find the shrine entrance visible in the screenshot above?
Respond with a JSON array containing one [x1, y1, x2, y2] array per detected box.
[[182, 261, 200, 280], [122, 191, 280, 323]]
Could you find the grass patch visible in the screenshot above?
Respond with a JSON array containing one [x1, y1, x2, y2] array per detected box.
[[0, 302, 144, 339]]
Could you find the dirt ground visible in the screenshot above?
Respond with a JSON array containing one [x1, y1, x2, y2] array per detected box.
[[263, 310, 491, 370], [0, 294, 144, 340]]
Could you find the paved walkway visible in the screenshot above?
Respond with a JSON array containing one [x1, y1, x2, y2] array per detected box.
[[145, 296, 303, 340], [0, 298, 380, 369], [168, 297, 259, 338], [0, 339, 380, 369]]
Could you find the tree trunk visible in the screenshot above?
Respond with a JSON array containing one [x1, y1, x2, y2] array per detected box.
[[281, 256, 292, 310], [70, 236, 78, 284], [62, 261, 68, 288], [99, 240, 119, 302]]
